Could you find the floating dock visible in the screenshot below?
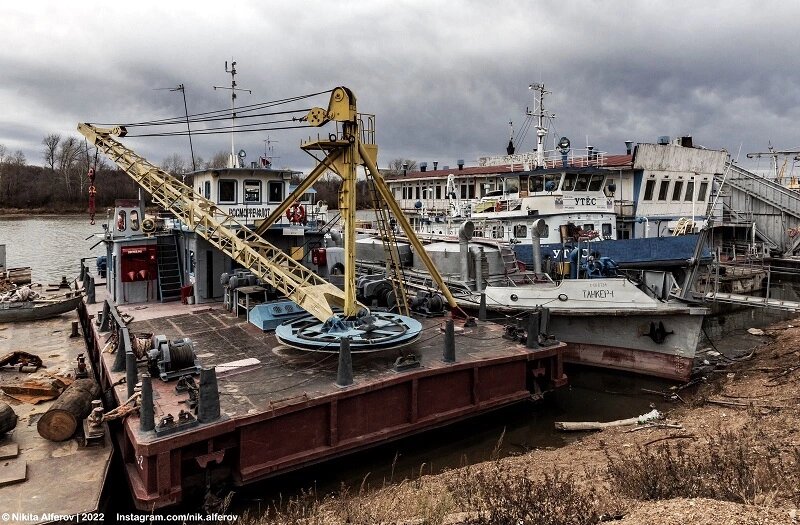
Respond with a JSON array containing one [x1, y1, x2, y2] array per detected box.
[[0, 312, 112, 525], [79, 296, 566, 510]]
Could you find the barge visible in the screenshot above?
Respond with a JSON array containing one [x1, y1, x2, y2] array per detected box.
[[79, 292, 565, 509]]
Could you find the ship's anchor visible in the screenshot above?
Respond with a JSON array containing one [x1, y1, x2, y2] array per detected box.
[[645, 321, 674, 344]]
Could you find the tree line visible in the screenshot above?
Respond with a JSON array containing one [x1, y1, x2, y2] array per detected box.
[[0, 134, 418, 213]]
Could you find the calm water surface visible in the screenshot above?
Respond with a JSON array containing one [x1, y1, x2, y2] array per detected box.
[[0, 215, 105, 283]]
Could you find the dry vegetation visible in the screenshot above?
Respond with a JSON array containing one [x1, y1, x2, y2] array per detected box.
[[240, 318, 800, 525]]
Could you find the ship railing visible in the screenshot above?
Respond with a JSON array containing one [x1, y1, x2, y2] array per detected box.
[[478, 148, 608, 170]]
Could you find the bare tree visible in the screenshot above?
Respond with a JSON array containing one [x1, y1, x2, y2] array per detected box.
[[42, 134, 60, 171], [162, 153, 187, 176], [206, 151, 229, 169], [56, 137, 83, 196], [386, 158, 418, 174]]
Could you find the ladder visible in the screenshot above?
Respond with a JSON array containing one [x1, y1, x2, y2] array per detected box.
[[156, 234, 182, 302], [78, 123, 353, 322]]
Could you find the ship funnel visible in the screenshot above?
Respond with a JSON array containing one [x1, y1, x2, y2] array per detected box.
[[457, 159, 464, 170], [625, 140, 633, 155]]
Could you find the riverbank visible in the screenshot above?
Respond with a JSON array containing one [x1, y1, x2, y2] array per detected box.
[[250, 318, 800, 524]]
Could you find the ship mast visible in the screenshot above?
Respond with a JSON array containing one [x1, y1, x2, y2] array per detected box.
[[528, 83, 553, 169], [214, 60, 251, 168]]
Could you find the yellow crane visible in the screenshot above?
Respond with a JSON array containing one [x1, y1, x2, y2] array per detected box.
[[78, 87, 458, 351]]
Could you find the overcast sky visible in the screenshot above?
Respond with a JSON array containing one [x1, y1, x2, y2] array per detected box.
[[1, 1, 799, 175]]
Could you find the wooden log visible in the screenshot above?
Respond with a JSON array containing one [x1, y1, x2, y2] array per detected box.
[[36, 378, 100, 441], [555, 409, 661, 432], [0, 401, 17, 434]]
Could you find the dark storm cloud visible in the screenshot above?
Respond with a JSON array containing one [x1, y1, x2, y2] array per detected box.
[[2, 1, 799, 173]]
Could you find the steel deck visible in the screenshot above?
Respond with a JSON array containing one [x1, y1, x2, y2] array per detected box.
[[80, 299, 565, 510]]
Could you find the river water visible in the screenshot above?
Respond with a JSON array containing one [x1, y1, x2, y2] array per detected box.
[[0, 215, 106, 283], [3, 215, 799, 514]]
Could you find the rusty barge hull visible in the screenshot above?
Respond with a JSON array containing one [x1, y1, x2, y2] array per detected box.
[[78, 302, 565, 510]]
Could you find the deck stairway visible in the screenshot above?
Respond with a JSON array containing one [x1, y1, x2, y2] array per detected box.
[[156, 235, 182, 302]]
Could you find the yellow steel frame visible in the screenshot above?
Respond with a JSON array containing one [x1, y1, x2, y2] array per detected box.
[[78, 85, 456, 323], [77, 123, 351, 322]]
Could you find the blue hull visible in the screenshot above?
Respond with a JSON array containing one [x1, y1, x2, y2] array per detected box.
[[514, 234, 710, 268]]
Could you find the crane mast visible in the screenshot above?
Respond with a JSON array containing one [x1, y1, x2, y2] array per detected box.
[[78, 86, 458, 351]]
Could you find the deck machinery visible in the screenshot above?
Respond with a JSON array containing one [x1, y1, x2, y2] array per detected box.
[[78, 87, 459, 351]]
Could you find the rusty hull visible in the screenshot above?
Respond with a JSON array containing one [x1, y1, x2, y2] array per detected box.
[[79, 302, 566, 510]]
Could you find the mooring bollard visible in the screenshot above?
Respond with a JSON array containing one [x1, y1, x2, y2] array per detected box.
[[478, 292, 487, 322], [87, 275, 96, 305], [126, 351, 138, 400], [198, 367, 221, 422], [526, 311, 541, 349], [140, 373, 155, 432], [99, 302, 111, 332], [443, 318, 455, 363], [336, 337, 354, 387], [111, 328, 126, 373], [70, 321, 80, 338]]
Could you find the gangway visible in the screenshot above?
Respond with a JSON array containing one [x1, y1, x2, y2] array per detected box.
[[78, 87, 458, 352], [696, 291, 800, 313]]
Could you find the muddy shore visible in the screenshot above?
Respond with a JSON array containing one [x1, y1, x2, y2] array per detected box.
[[249, 318, 800, 524]]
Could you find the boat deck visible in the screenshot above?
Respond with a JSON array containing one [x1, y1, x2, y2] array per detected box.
[[83, 295, 566, 510], [0, 312, 112, 525]]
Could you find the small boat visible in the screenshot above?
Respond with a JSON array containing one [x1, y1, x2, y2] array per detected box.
[[0, 294, 83, 323]]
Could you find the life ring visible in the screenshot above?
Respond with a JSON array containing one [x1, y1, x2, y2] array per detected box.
[[285, 202, 306, 224]]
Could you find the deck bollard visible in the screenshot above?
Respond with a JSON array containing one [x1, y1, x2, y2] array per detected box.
[[126, 351, 138, 400], [443, 318, 455, 363], [99, 302, 111, 332], [87, 276, 96, 304], [111, 328, 126, 373], [198, 367, 221, 422], [478, 292, 487, 322], [526, 311, 541, 349], [70, 321, 80, 338], [140, 373, 155, 432], [336, 337, 354, 387]]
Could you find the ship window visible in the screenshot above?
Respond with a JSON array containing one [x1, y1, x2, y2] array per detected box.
[[219, 179, 237, 203], [505, 179, 518, 193], [130, 210, 140, 231], [244, 180, 261, 203], [116, 210, 126, 231], [583, 223, 595, 232], [529, 174, 544, 192], [602, 223, 612, 238], [588, 174, 604, 191], [643, 179, 655, 200], [562, 173, 577, 191], [575, 173, 591, 191], [416, 186, 421, 199], [545, 173, 561, 191], [402, 187, 408, 199], [657, 180, 670, 200], [514, 224, 527, 238], [268, 181, 284, 203], [204, 181, 211, 199], [698, 181, 709, 201], [672, 181, 684, 201], [684, 181, 694, 201]]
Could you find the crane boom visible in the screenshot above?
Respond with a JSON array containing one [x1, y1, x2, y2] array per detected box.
[[77, 122, 355, 322]]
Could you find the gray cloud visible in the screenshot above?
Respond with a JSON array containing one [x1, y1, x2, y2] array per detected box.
[[1, 0, 799, 175]]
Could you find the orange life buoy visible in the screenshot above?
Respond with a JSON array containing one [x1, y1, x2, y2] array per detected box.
[[285, 202, 306, 224]]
